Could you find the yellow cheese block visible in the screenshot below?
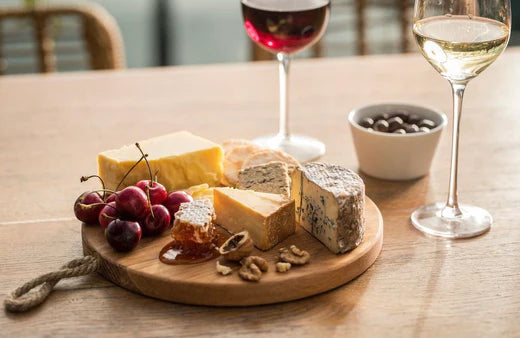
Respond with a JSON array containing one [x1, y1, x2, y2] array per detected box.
[[98, 131, 223, 192], [213, 188, 295, 251]]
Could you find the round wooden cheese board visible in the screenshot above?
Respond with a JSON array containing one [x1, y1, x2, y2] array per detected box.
[[82, 197, 383, 306]]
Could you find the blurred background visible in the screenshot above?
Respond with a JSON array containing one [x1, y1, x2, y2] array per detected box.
[[0, 0, 518, 74]]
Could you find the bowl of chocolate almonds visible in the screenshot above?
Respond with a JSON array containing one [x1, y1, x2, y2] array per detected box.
[[348, 103, 447, 180]]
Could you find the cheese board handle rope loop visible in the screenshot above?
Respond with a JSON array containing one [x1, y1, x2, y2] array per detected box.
[[4, 255, 100, 313]]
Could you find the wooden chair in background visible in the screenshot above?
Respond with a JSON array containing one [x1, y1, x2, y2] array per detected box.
[[356, 0, 414, 55], [0, 2, 125, 75]]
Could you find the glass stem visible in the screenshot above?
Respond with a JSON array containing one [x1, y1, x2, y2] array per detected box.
[[277, 52, 290, 140], [442, 82, 467, 219]]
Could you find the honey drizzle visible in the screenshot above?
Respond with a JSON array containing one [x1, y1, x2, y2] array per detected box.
[[159, 227, 230, 265]]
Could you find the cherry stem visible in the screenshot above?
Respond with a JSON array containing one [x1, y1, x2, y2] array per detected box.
[[80, 202, 116, 210], [115, 154, 148, 191], [81, 175, 106, 200], [145, 186, 155, 221], [154, 169, 160, 183], [91, 188, 117, 195], [101, 214, 117, 220], [135, 142, 155, 187], [102, 214, 117, 221], [104, 203, 117, 211]]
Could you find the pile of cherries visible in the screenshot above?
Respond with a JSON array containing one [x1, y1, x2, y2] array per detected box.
[[74, 143, 193, 252]]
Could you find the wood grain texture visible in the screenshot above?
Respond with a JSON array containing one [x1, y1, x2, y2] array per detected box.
[[1, 49, 520, 337], [81, 197, 383, 306]]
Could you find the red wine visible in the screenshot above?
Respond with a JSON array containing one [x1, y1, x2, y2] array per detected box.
[[241, 0, 330, 54]]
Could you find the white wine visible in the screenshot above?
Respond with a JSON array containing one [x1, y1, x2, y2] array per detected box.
[[413, 15, 509, 82]]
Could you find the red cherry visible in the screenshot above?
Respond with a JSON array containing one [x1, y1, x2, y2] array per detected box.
[[74, 191, 104, 224], [141, 204, 171, 236], [105, 219, 142, 252], [115, 186, 150, 219], [105, 193, 117, 203], [98, 202, 118, 229], [136, 180, 167, 205], [133, 143, 167, 205], [163, 191, 193, 221]]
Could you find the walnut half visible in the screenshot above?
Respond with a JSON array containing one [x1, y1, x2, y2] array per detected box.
[[279, 245, 310, 265], [241, 256, 268, 272], [238, 256, 268, 282], [218, 231, 254, 261]]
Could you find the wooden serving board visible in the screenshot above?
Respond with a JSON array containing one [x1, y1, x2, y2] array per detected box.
[[82, 197, 383, 306]]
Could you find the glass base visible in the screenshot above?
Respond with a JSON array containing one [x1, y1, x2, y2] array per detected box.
[[411, 202, 492, 239], [252, 134, 325, 162]]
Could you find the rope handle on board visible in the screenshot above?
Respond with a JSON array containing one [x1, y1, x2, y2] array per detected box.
[[4, 255, 100, 312]]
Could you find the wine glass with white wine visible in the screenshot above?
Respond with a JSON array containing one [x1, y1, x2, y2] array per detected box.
[[411, 0, 511, 238]]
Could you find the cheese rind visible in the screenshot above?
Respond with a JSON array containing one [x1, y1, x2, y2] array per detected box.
[[98, 131, 223, 192], [213, 188, 295, 251], [291, 162, 365, 254], [237, 161, 291, 196]]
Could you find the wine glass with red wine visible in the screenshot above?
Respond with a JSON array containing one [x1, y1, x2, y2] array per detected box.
[[241, 0, 330, 162]]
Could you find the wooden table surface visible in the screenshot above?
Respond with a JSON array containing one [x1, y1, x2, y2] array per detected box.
[[1, 48, 519, 337]]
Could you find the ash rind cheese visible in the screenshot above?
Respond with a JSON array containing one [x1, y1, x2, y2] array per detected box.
[[237, 161, 291, 196], [291, 162, 365, 254]]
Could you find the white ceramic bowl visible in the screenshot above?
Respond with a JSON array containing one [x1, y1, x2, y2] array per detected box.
[[348, 103, 448, 181]]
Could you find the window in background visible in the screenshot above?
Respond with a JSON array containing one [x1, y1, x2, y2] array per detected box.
[[2, 0, 519, 70]]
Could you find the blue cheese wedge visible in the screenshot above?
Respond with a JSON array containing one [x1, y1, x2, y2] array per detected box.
[[291, 162, 365, 254]]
